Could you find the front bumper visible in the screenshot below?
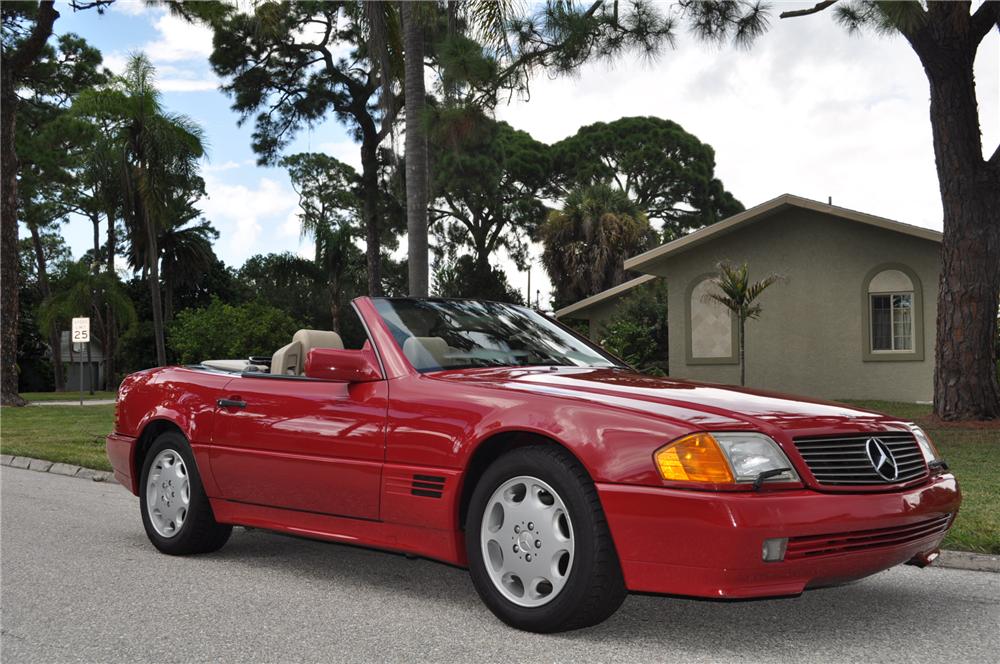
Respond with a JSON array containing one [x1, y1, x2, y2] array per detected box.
[[598, 474, 960, 599]]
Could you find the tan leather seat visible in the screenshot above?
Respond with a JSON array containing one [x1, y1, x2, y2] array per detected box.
[[401, 336, 450, 370], [270, 329, 344, 376]]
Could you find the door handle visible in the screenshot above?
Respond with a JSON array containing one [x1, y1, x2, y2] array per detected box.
[[217, 398, 247, 409]]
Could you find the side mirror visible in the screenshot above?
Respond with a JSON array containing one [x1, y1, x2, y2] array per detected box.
[[304, 348, 381, 382]]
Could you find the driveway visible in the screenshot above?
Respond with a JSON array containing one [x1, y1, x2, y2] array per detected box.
[[2, 466, 998, 663]]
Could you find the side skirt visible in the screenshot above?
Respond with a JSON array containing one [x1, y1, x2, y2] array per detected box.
[[210, 498, 467, 566]]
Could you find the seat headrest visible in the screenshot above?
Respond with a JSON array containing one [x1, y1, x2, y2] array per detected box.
[[402, 336, 449, 370], [271, 330, 344, 376], [293, 329, 344, 351]]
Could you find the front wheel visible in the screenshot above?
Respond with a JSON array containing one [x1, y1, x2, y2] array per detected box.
[[466, 446, 627, 632], [139, 431, 231, 555]]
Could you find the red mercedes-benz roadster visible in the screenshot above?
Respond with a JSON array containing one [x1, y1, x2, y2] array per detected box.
[[107, 297, 960, 632]]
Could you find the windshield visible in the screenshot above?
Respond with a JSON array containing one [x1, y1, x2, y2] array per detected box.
[[372, 298, 625, 373]]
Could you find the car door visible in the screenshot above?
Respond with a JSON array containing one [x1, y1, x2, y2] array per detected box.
[[209, 374, 388, 520]]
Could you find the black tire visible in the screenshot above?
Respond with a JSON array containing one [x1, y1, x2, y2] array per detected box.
[[139, 431, 231, 555], [465, 446, 627, 632]]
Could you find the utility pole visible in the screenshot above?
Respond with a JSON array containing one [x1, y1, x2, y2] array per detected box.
[[526, 265, 531, 306]]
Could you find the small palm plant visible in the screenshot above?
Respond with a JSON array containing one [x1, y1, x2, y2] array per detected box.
[[705, 262, 782, 386]]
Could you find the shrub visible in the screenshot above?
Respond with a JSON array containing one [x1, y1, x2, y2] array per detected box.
[[599, 280, 669, 376], [169, 298, 301, 364]]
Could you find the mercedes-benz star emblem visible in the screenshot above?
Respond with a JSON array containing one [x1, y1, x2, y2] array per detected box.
[[865, 437, 898, 481]]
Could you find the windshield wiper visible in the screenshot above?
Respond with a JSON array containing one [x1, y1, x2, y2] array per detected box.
[[752, 467, 792, 491]]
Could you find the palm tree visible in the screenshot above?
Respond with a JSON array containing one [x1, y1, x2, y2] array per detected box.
[[75, 54, 206, 366], [401, 1, 429, 297], [159, 214, 218, 323], [539, 184, 655, 309], [369, 1, 516, 297], [38, 260, 136, 392], [282, 152, 364, 331], [704, 262, 782, 387], [23, 217, 66, 390]]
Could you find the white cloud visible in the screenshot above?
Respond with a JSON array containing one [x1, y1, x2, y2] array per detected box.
[[101, 52, 128, 75], [110, 0, 149, 16], [491, 11, 998, 306], [202, 160, 244, 173], [104, 10, 220, 93], [158, 78, 218, 92], [316, 139, 365, 171], [199, 174, 302, 265], [145, 12, 214, 63], [281, 209, 304, 239]]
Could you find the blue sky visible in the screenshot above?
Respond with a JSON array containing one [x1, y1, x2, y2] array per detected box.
[[55, 1, 358, 279], [47, 1, 1000, 307]]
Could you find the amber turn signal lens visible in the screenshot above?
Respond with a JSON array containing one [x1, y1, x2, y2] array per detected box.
[[655, 433, 735, 483]]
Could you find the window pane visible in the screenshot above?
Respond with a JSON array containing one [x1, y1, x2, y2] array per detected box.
[[893, 294, 913, 351], [871, 294, 892, 351]]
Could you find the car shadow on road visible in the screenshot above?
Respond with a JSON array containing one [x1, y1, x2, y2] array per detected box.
[[127, 525, 993, 652]]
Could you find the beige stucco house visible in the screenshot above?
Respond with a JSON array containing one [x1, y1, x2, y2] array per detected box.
[[555, 194, 941, 402]]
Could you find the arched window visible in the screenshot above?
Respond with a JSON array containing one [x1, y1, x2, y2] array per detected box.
[[686, 274, 737, 365], [863, 264, 924, 361]]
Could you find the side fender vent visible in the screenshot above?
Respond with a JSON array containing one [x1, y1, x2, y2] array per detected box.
[[411, 474, 445, 498]]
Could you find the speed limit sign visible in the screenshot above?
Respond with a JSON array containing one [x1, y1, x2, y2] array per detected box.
[[72, 317, 90, 344]]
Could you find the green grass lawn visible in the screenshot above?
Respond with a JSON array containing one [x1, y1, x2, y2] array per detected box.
[[1, 405, 114, 471], [841, 400, 999, 554], [1, 399, 997, 553], [20, 390, 117, 402]]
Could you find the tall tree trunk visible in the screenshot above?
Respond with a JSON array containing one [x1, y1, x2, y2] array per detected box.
[[359, 130, 383, 296], [164, 275, 174, 323], [86, 338, 94, 395], [402, 1, 429, 296], [105, 211, 117, 390], [103, 303, 114, 391], [0, 1, 58, 406], [106, 209, 116, 276], [738, 319, 746, 387], [329, 275, 341, 333], [143, 205, 167, 366], [91, 211, 101, 273], [29, 224, 64, 391], [910, 12, 1000, 420]]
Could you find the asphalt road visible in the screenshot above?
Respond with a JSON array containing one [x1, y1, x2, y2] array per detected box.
[[2, 467, 998, 664]]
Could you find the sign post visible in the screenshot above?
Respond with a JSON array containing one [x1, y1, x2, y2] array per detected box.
[[72, 318, 90, 405]]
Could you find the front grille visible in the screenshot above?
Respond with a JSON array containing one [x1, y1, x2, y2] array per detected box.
[[793, 431, 928, 486], [785, 514, 952, 560]]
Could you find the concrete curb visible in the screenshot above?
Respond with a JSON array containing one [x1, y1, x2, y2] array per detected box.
[[935, 549, 1000, 573], [1, 455, 115, 483], [1, 456, 997, 573]]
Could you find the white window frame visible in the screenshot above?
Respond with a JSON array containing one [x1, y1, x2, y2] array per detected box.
[[869, 291, 914, 353]]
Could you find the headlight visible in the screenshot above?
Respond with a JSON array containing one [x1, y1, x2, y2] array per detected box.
[[907, 424, 940, 462], [654, 432, 798, 485], [712, 432, 799, 483]]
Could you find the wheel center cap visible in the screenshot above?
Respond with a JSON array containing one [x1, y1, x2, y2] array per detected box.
[[517, 531, 533, 551]]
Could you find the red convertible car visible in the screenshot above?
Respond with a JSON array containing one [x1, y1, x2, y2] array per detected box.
[[107, 297, 960, 632]]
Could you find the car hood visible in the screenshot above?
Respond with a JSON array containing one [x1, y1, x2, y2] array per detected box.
[[430, 366, 898, 432]]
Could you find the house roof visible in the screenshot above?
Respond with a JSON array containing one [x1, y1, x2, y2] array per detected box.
[[554, 274, 656, 319], [623, 193, 942, 273]]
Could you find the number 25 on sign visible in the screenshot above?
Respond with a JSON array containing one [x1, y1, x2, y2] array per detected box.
[[72, 317, 90, 343]]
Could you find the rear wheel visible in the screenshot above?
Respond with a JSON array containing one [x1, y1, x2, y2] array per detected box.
[[139, 431, 231, 555], [466, 446, 626, 632]]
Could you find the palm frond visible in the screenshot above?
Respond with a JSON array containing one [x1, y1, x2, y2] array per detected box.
[[467, 0, 522, 59], [704, 261, 782, 321]]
